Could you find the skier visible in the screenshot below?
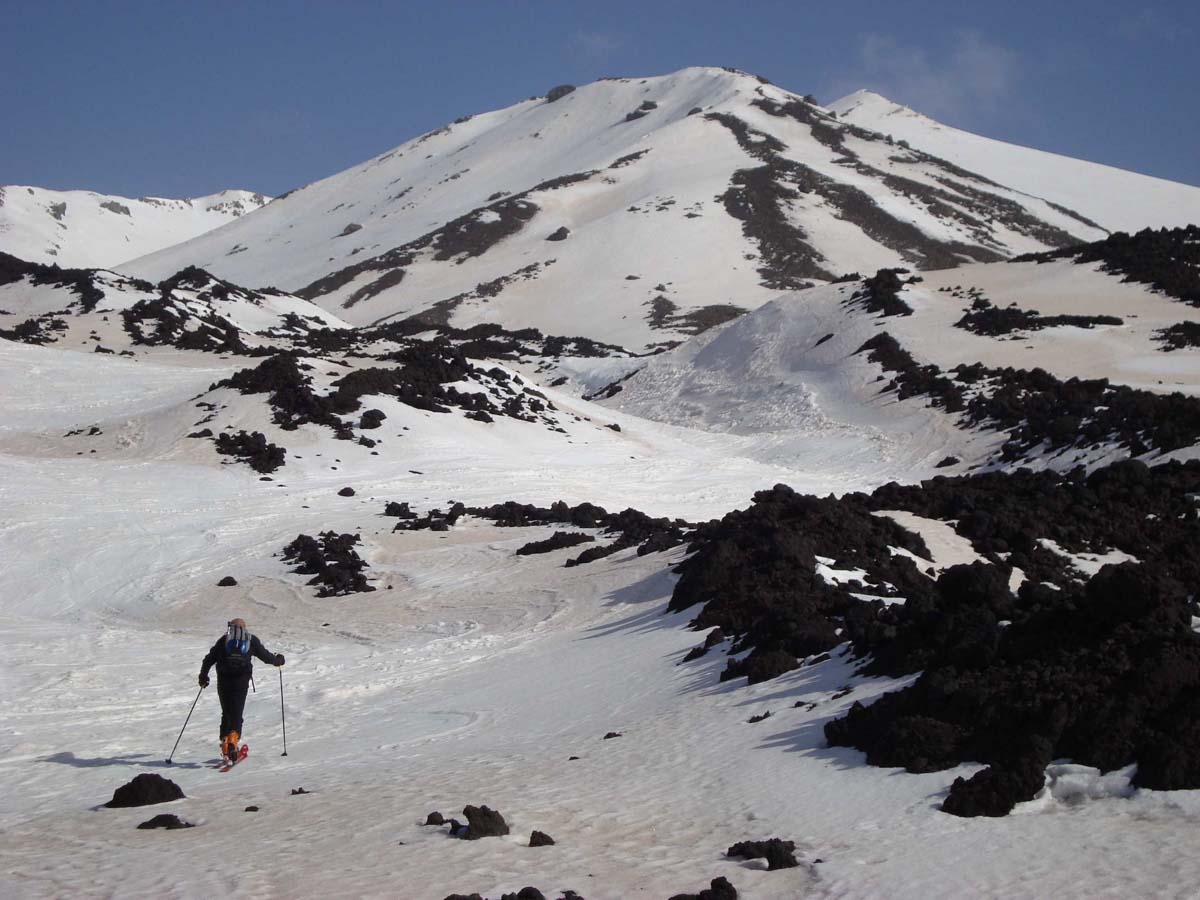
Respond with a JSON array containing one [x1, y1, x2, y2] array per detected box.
[[199, 618, 284, 763]]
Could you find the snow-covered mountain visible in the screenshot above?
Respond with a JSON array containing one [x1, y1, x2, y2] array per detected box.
[[0, 185, 269, 268], [5, 66, 1200, 900], [119, 66, 1169, 349], [829, 89, 1200, 232]]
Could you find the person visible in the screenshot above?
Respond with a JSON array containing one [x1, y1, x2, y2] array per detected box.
[[199, 618, 284, 761]]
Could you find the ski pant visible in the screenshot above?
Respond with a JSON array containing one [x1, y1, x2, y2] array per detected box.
[[217, 673, 251, 738]]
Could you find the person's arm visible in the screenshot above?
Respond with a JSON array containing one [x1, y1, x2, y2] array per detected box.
[[199, 638, 221, 685], [251, 635, 284, 666]]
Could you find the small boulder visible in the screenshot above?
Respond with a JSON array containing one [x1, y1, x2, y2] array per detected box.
[[291, 787, 309, 795], [726, 838, 798, 870], [603, 731, 622, 740], [425, 811, 445, 826], [217, 576, 238, 587], [106, 773, 185, 808], [529, 829, 556, 846], [244, 806, 259, 812], [360, 408, 386, 429], [462, 804, 509, 839], [136, 813, 194, 830], [338, 486, 356, 497], [669, 877, 737, 900], [546, 227, 570, 242]]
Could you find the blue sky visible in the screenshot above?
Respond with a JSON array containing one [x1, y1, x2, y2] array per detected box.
[[4, 0, 1197, 197]]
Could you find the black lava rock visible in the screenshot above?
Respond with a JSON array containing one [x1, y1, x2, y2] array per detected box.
[[106, 774, 185, 808], [462, 804, 509, 839], [515, 531, 595, 556], [668, 876, 738, 900], [727, 838, 798, 870], [136, 813, 194, 830], [360, 408, 386, 429], [500, 890, 545, 900]]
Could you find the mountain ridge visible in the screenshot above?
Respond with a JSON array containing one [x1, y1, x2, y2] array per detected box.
[[117, 66, 1163, 349], [0, 185, 269, 269]]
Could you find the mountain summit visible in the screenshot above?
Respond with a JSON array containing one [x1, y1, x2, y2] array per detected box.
[[117, 66, 1188, 349]]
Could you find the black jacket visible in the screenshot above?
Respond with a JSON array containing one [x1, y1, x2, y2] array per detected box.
[[201, 634, 277, 681]]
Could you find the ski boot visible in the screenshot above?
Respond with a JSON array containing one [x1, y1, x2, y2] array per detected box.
[[220, 730, 240, 763]]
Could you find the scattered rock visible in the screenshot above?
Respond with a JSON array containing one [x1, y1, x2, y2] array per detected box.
[[106, 774, 185, 808], [529, 829, 556, 846], [360, 408, 386, 429], [461, 804, 509, 839], [136, 813, 194, 830], [668, 876, 738, 900], [515, 531, 595, 556], [546, 227, 570, 242], [726, 838, 798, 870], [244, 805, 259, 812], [217, 576, 238, 587], [291, 787, 309, 795], [338, 486, 356, 497], [424, 811, 445, 826], [603, 732, 622, 740], [747, 711, 772, 724]]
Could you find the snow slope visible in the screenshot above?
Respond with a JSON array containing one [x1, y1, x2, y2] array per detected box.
[[829, 90, 1200, 232], [121, 67, 1121, 348], [0, 186, 269, 268], [606, 254, 1200, 476], [4, 307, 1200, 898]]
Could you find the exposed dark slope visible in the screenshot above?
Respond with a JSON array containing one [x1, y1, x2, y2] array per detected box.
[[295, 173, 595, 306], [0, 250, 115, 313], [1014, 225, 1200, 307], [855, 332, 1200, 462], [668, 461, 1200, 815]]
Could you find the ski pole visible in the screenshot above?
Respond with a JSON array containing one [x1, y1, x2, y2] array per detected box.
[[279, 667, 288, 757], [166, 684, 205, 765]]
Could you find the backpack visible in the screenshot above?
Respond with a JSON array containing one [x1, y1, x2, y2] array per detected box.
[[224, 623, 252, 672]]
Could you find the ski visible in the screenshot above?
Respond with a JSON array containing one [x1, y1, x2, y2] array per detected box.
[[217, 744, 249, 772]]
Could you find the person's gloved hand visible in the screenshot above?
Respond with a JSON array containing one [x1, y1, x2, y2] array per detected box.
[[275, 654, 285, 667], [199, 674, 209, 688]]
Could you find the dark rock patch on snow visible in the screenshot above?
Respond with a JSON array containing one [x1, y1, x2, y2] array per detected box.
[[282, 532, 374, 596], [106, 773, 185, 808], [136, 813, 194, 830], [461, 804, 509, 839], [726, 838, 798, 869], [668, 876, 738, 900], [515, 532, 595, 556], [214, 431, 286, 473]]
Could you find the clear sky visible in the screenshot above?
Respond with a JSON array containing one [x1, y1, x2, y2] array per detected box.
[[4, 0, 1197, 198]]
